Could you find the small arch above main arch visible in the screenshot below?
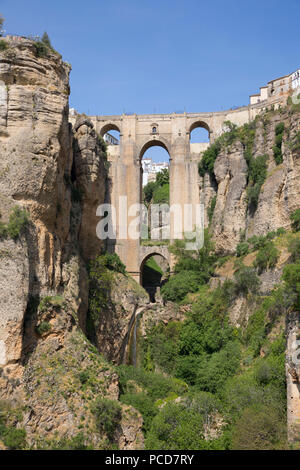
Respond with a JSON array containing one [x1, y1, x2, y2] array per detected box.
[[189, 120, 210, 134], [99, 122, 121, 137]]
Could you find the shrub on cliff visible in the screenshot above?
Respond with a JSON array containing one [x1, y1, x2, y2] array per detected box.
[[0, 40, 7, 51], [0, 207, 29, 240], [91, 398, 122, 440], [254, 241, 279, 274], [282, 261, 300, 309], [273, 122, 285, 165], [246, 154, 268, 211], [100, 252, 126, 274], [0, 402, 26, 450], [207, 196, 217, 223], [290, 209, 300, 232], [198, 141, 221, 178], [234, 266, 260, 295], [288, 236, 300, 261], [33, 40, 49, 58], [236, 242, 249, 257]]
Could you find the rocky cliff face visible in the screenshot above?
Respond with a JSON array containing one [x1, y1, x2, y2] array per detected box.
[[0, 38, 144, 449], [204, 109, 300, 253]]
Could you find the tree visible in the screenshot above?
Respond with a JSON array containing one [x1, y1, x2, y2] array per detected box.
[[41, 31, 51, 47], [156, 168, 169, 186], [0, 15, 4, 36]]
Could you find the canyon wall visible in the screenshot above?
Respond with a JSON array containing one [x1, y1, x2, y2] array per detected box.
[[0, 38, 144, 449]]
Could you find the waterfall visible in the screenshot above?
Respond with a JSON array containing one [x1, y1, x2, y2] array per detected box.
[[126, 307, 145, 366]]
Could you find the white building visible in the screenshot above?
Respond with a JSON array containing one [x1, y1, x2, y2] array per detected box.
[[103, 132, 119, 145], [142, 158, 169, 186]]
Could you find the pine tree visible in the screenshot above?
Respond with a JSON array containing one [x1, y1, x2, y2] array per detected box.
[[41, 31, 51, 47]]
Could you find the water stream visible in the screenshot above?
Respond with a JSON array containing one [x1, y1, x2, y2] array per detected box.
[[127, 307, 145, 366]]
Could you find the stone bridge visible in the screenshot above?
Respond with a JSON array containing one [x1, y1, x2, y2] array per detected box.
[[84, 104, 271, 283], [139, 244, 170, 273]]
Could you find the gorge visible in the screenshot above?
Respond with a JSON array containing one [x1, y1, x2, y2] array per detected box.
[[0, 34, 300, 450]]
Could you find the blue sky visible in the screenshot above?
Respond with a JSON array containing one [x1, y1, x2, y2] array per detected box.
[[1, 0, 299, 161]]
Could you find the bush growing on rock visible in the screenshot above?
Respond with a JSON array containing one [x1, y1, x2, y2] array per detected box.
[[35, 321, 51, 335], [254, 241, 279, 274], [234, 266, 260, 295], [290, 209, 300, 232], [273, 123, 285, 165], [91, 398, 122, 440], [0, 207, 29, 240], [236, 242, 249, 257], [0, 40, 7, 51]]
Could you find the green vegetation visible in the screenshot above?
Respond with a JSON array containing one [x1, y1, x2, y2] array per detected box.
[[33, 40, 49, 58], [117, 204, 297, 448], [35, 321, 52, 335], [207, 196, 217, 223], [236, 242, 249, 257], [198, 120, 256, 181], [254, 241, 279, 274], [118, 365, 187, 433], [198, 119, 269, 213], [0, 206, 29, 240], [0, 402, 27, 450], [41, 31, 51, 47], [152, 183, 169, 204], [119, 266, 287, 449], [161, 230, 216, 302], [273, 122, 285, 165], [38, 295, 64, 313], [198, 141, 221, 178], [98, 252, 126, 274], [247, 154, 268, 211], [235, 228, 285, 258], [290, 209, 300, 232], [143, 169, 169, 206], [87, 253, 126, 339], [91, 398, 122, 440], [233, 266, 260, 295], [0, 14, 4, 36], [0, 40, 7, 51], [33, 32, 60, 58], [142, 257, 164, 293]]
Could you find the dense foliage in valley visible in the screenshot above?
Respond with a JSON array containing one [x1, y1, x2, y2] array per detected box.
[[117, 112, 300, 449], [119, 225, 298, 449]]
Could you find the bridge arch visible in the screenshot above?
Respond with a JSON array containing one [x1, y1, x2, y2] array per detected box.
[[140, 247, 170, 302], [99, 122, 121, 137], [189, 120, 210, 134], [138, 138, 171, 160]]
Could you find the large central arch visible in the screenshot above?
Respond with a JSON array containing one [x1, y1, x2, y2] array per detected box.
[[86, 111, 252, 284], [139, 138, 171, 161]]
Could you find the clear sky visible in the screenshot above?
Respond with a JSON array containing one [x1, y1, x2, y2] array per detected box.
[[1, 0, 299, 161]]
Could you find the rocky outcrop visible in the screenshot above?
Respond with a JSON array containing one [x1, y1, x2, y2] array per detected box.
[[212, 140, 248, 253], [72, 116, 107, 262], [93, 273, 148, 364], [207, 108, 300, 253], [0, 38, 144, 449]]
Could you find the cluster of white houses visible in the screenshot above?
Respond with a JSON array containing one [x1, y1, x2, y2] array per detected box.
[[141, 159, 169, 186]]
